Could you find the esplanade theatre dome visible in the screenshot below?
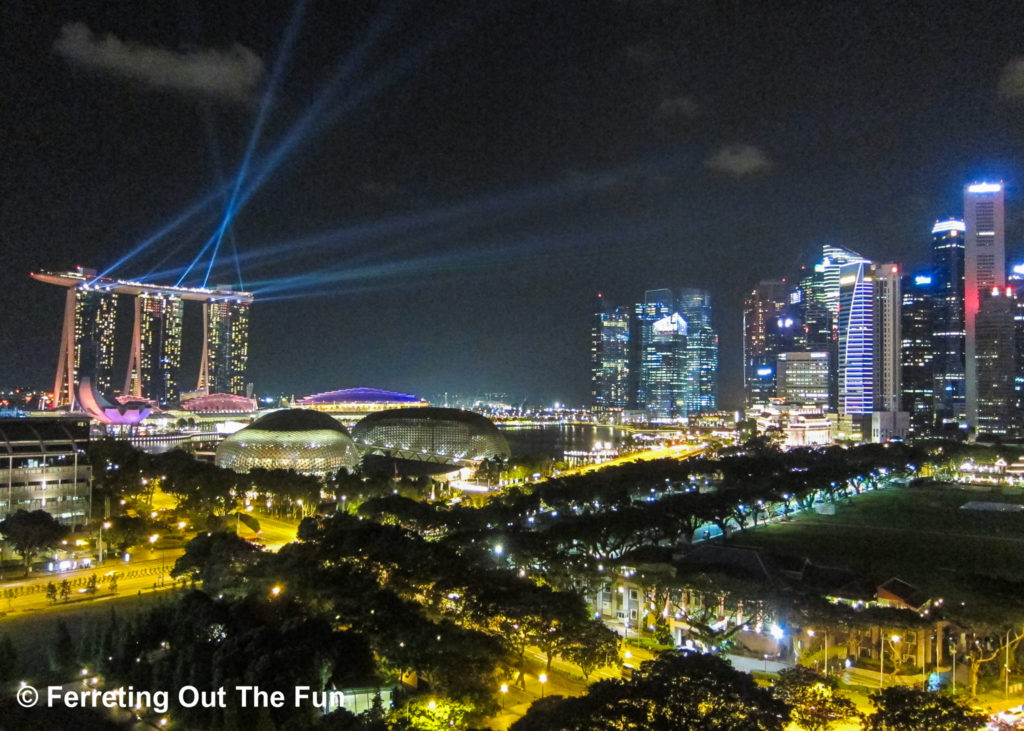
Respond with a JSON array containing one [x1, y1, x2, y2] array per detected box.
[[351, 407, 510, 463], [215, 409, 360, 478]]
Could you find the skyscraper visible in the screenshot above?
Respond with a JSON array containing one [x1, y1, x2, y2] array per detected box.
[[964, 182, 1005, 427], [837, 260, 875, 415], [634, 289, 687, 417], [34, 269, 255, 410], [645, 311, 688, 417], [590, 294, 631, 409], [975, 286, 1016, 436], [49, 280, 119, 407], [676, 288, 718, 413], [742, 280, 788, 405], [931, 219, 966, 430], [873, 263, 902, 413], [126, 292, 183, 406], [198, 298, 251, 396], [900, 273, 936, 434]]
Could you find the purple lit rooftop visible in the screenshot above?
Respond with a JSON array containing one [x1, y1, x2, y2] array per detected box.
[[297, 387, 426, 405]]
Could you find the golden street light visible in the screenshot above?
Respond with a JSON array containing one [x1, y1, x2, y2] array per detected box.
[[538, 673, 547, 698], [500, 683, 508, 710]]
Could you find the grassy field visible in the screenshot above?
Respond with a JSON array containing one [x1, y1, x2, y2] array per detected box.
[[730, 483, 1024, 606]]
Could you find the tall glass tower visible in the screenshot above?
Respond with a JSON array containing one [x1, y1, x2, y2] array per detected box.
[[677, 288, 718, 413], [633, 290, 684, 416], [930, 219, 966, 429], [964, 182, 1005, 427], [590, 294, 631, 409], [900, 273, 936, 434], [837, 261, 875, 415]]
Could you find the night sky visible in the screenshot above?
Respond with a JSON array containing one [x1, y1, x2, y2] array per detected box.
[[5, 1, 1024, 408]]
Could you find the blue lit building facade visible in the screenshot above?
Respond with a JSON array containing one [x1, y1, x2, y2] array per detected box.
[[838, 261, 876, 415], [592, 288, 718, 420], [677, 288, 719, 413]]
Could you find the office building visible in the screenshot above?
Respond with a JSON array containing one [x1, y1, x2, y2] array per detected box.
[[0, 417, 91, 525], [931, 219, 967, 430], [743, 280, 789, 405], [836, 259, 903, 438], [837, 260, 876, 415], [975, 287, 1016, 436], [777, 351, 830, 407], [642, 308, 688, 418], [677, 288, 719, 413], [590, 295, 632, 409], [873, 263, 902, 413], [900, 273, 936, 434], [964, 182, 1005, 427]]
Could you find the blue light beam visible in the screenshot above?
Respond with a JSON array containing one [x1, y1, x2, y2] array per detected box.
[[199, 0, 310, 288]]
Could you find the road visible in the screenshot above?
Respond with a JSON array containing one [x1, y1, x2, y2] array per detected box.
[[558, 443, 705, 478], [0, 514, 301, 619]]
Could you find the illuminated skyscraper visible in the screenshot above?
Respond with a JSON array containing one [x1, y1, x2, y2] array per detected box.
[[590, 294, 631, 409], [900, 273, 936, 434], [873, 263, 902, 414], [633, 289, 686, 417], [198, 298, 251, 396], [126, 293, 183, 406], [821, 245, 870, 320], [46, 272, 119, 407], [676, 288, 718, 413], [837, 260, 875, 415], [931, 219, 966, 429], [837, 260, 903, 440], [975, 286, 1016, 436], [644, 311, 688, 417], [34, 269, 254, 411], [964, 182, 1005, 427], [742, 280, 788, 405]]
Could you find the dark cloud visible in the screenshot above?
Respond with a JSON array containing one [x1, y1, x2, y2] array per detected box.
[[704, 144, 771, 176], [54, 22, 263, 102], [656, 95, 699, 119], [998, 57, 1024, 102]]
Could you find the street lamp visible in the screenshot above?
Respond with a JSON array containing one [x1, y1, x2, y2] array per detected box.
[[149, 534, 164, 587], [538, 673, 547, 698], [499, 683, 508, 710], [99, 521, 111, 564]]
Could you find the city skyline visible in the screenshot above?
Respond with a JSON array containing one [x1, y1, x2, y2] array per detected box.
[[5, 2, 1024, 406]]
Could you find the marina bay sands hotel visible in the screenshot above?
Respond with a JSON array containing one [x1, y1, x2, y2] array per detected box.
[[32, 268, 254, 409]]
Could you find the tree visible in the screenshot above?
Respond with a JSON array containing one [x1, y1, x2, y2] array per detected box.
[[106, 515, 150, 554], [51, 619, 76, 676], [965, 628, 1024, 697], [772, 666, 859, 731], [865, 686, 987, 730], [0, 510, 69, 576], [511, 651, 790, 730], [561, 620, 620, 681], [170, 531, 262, 593], [0, 634, 16, 684]]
